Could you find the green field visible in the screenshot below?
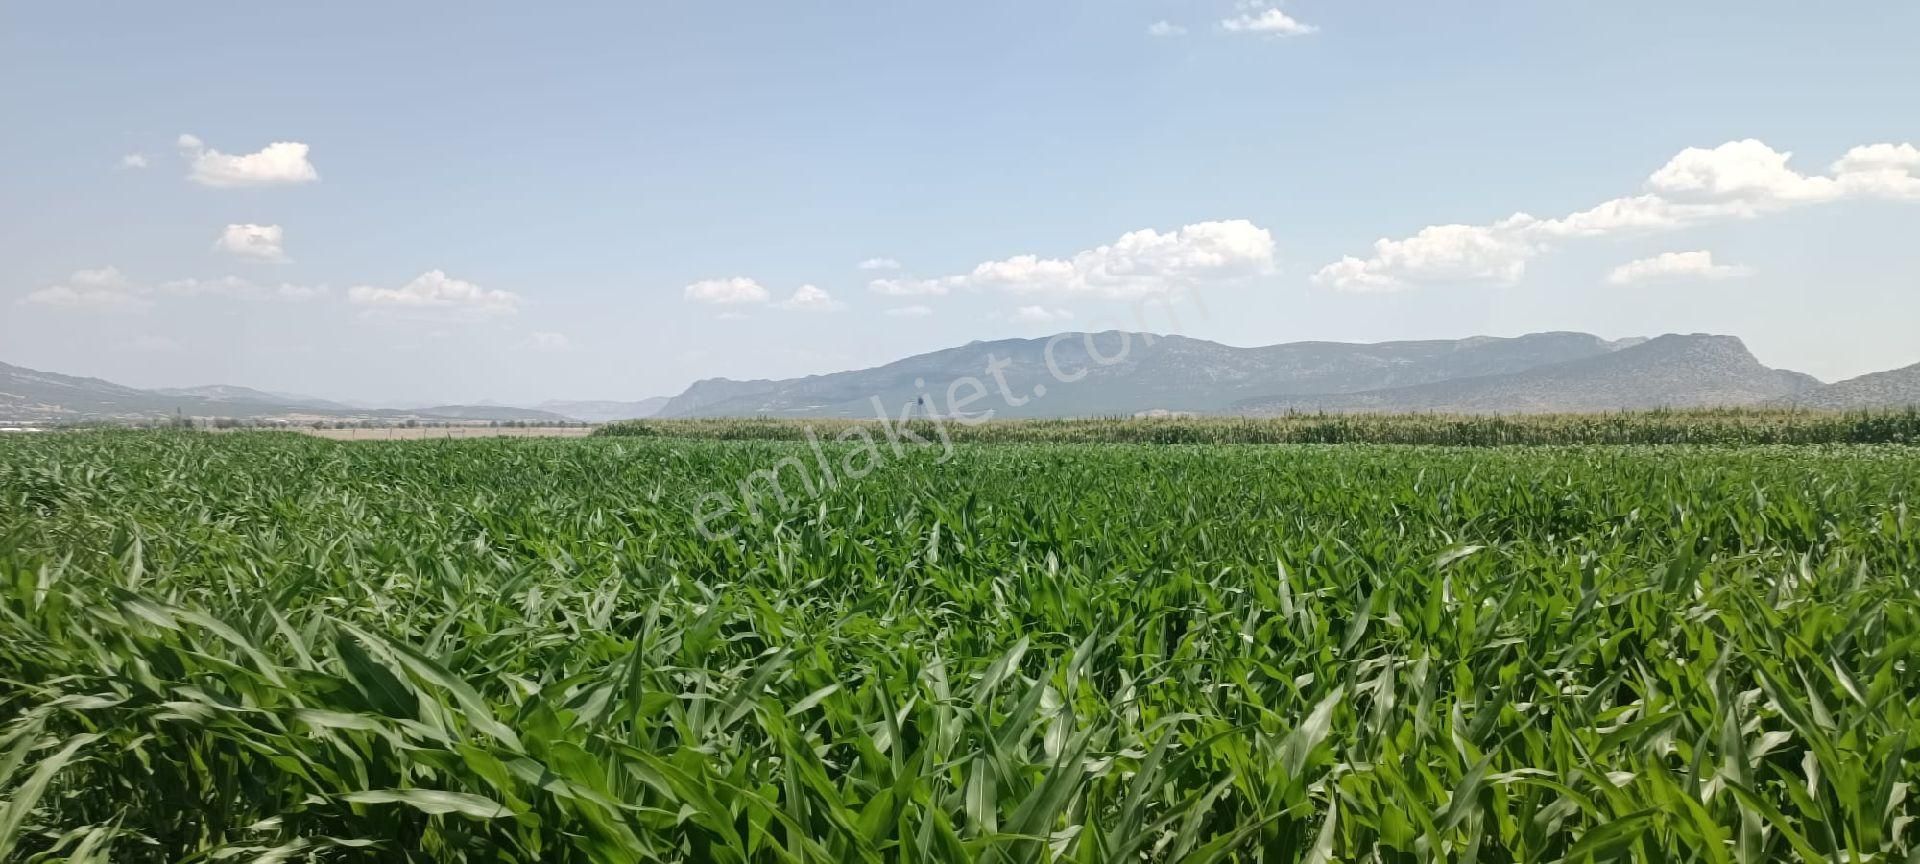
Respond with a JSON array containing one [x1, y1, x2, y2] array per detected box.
[[3, 431, 1918, 862], [597, 408, 1920, 446]]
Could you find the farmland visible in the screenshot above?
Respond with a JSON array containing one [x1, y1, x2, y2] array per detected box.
[[300, 425, 595, 441], [598, 408, 1920, 447], [2, 431, 1918, 862]]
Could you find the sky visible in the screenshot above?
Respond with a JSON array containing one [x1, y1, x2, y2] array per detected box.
[[3, 1, 1918, 405]]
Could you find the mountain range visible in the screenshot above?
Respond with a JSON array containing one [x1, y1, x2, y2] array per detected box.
[[1234, 334, 1822, 414], [535, 399, 671, 424], [659, 331, 1632, 418], [6, 331, 1918, 424], [0, 361, 579, 424], [655, 331, 1919, 419], [1780, 361, 1920, 411]]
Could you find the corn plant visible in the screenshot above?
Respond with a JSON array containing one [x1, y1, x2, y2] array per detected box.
[[1, 430, 1916, 861], [596, 408, 1920, 446]]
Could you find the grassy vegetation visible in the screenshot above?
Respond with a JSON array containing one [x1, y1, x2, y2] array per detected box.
[[2, 431, 1918, 861], [596, 408, 1920, 446]]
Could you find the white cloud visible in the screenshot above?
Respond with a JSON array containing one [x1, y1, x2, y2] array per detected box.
[[855, 257, 902, 271], [1147, 20, 1188, 37], [884, 305, 933, 318], [24, 285, 132, 309], [684, 276, 771, 305], [119, 153, 149, 170], [21, 267, 149, 311], [683, 278, 839, 309], [1315, 138, 1920, 292], [1221, 7, 1317, 36], [522, 331, 573, 352], [178, 133, 319, 188], [22, 267, 332, 311], [873, 219, 1275, 299], [214, 224, 287, 261], [159, 275, 262, 299], [1833, 142, 1920, 175], [1606, 250, 1751, 285], [22, 268, 331, 309], [347, 270, 520, 317], [1315, 217, 1540, 294], [1645, 139, 1836, 204], [275, 282, 329, 301], [1011, 305, 1074, 324], [776, 283, 843, 311], [1831, 143, 1920, 198], [154, 276, 325, 302], [868, 276, 961, 296]]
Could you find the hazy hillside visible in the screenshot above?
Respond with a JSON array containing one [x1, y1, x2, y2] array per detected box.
[[1238, 334, 1821, 414], [655, 331, 1636, 419], [415, 405, 572, 422], [1782, 361, 1920, 409], [3, 361, 206, 420], [538, 398, 669, 423], [6, 332, 1876, 424], [154, 385, 352, 412], [1, 360, 576, 423]]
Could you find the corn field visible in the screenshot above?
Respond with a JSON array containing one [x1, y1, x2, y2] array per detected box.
[[2, 431, 1918, 862], [595, 409, 1920, 446]]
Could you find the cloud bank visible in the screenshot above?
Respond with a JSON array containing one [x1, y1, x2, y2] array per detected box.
[[1606, 250, 1751, 285], [214, 224, 287, 261], [1314, 139, 1920, 292], [348, 270, 519, 317], [178, 134, 319, 188], [870, 219, 1275, 299]]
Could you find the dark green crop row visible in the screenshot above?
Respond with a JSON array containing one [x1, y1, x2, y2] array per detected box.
[[2, 431, 1918, 862], [596, 408, 1920, 446]]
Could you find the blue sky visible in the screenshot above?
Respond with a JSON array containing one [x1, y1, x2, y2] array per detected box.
[[4, 1, 1918, 404]]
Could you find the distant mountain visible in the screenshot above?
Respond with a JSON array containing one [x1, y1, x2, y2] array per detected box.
[[7, 332, 1887, 425], [655, 331, 1639, 419], [657, 378, 791, 417], [2, 360, 198, 419], [1237, 334, 1821, 414], [538, 398, 669, 423], [415, 405, 573, 422], [153, 385, 352, 412], [0, 360, 576, 423], [1781, 361, 1920, 410]]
